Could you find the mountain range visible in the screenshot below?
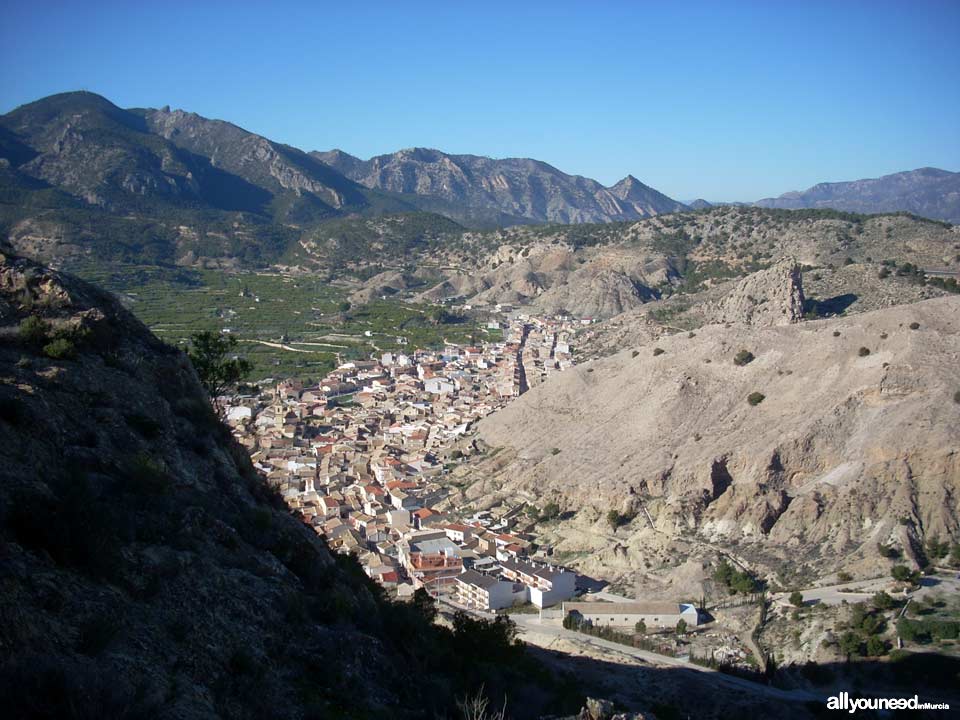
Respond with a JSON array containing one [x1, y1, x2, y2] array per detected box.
[[754, 167, 960, 224], [313, 147, 687, 225]]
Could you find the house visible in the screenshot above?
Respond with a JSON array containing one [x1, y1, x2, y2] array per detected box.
[[560, 601, 701, 629], [499, 559, 576, 608], [444, 524, 473, 544], [399, 534, 463, 596], [454, 570, 522, 611]]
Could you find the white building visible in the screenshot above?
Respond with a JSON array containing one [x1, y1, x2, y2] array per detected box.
[[561, 601, 701, 629]]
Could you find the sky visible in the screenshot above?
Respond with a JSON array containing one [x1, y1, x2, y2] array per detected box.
[[1, 0, 959, 202]]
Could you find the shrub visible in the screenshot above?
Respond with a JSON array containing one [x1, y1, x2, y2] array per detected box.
[[909, 322, 920, 330], [733, 349, 755, 366], [634, 619, 646, 635], [676, 619, 687, 635], [872, 591, 895, 610], [549, 447, 561, 456], [837, 571, 853, 582], [954, 390, 960, 405], [18, 315, 49, 347], [858, 347, 870, 357], [539, 502, 560, 521], [789, 591, 804, 607], [832, 330, 841, 337], [42, 337, 76, 360], [865, 635, 888, 657], [891, 564, 920, 584], [747, 392, 765, 406], [652, 347, 665, 356], [631, 350, 639, 358]]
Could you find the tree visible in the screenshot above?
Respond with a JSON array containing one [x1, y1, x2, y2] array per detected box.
[[336, 301, 351, 313], [411, 587, 438, 624], [676, 619, 688, 636], [891, 565, 920, 585], [634, 619, 646, 635], [186, 331, 253, 405], [864, 635, 887, 657], [789, 591, 804, 608], [539, 502, 560, 521], [872, 591, 895, 611], [838, 631, 862, 660]]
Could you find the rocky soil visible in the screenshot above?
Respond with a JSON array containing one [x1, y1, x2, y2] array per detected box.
[[452, 271, 960, 596]]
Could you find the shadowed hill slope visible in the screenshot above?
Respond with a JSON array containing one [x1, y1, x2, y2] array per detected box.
[[0, 251, 575, 719]]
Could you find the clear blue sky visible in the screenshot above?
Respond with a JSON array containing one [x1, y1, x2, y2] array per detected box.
[[2, 0, 958, 201]]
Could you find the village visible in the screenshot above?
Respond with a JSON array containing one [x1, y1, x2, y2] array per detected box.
[[221, 306, 721, 661]]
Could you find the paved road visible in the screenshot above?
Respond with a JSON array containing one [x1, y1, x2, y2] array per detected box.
[[509, 614, 822, 704], [775, 571, 960, 607]]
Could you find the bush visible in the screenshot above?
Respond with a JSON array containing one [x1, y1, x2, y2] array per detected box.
[[652, 348, 665, 356], [837, 571, 853, 582], [858, 347, 870, 357], [954, 390, 960, 405], [43, 337, 76, 360], [747, 392, 765, 406], [909, 322, 920, 330], [733, 349, 755, 366], [891, 565, 920, 584], [18, 315, 49, 347], [872, 591, 895, 610], [789, 591, 804, 607], [635, 619, 646, 635], [864, 635, 888, 657]]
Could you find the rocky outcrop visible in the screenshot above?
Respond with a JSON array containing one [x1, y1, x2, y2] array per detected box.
[[465, 293, 960, 589], [707, 257, 805, 326]]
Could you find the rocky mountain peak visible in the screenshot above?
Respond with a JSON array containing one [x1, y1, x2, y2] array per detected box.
[[708, 257, 805, 326]]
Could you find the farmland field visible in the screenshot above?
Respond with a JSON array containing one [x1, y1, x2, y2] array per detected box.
[[72, 263, 489, 382]]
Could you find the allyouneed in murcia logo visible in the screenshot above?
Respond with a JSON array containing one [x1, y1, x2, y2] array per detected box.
[[827, 692, 950, 713]]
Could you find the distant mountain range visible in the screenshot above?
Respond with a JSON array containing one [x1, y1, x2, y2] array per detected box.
[[313, 147, 686, 224], [0, 91, 957, 271], [753, 167, 960, 223]]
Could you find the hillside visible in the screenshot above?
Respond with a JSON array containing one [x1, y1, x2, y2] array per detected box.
[[451, 272, 960, 596], [754, 168, 960, 224], [0, 92, 422, 268], [314, 147, 687, 225], [368, 206, 959, 320], [0, 251, 578, 719]]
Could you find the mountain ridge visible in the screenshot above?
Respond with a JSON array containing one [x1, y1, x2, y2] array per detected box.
[[313, 146, 688, 225], [754, 167, 960, 223]]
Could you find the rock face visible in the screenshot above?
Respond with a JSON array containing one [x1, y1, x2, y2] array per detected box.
[[708, 257, 805, 326], [0, 252, 564, 719], [314, 147, 687, 225], [754, 167, 960, 224], [465, 290, 960, 590]]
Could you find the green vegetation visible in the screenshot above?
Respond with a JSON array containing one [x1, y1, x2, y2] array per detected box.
[[733, 349, 755, 366], [858, 346, 871, 357], [634, 619, 646, 635], [652, 347, 665, 356], [68, 264, 488, 382], [891, 565, 921, 584], [606, 509, 636, 530], [747, 392, 765, 406], [186, 331, 253, 400], [789, 591, 804, 607], [712, 560, 762, 594], [676, 619, 687, 635]]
